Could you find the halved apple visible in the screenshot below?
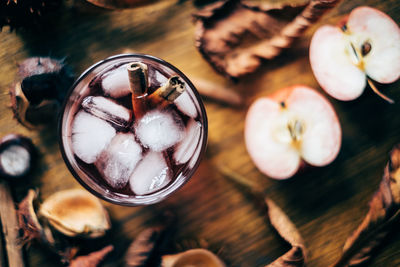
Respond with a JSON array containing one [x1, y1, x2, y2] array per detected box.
[[245, 86, 341, 179], [310, 6, 400, 102]]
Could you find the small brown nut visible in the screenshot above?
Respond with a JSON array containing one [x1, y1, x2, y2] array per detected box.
[[10, 57, 74, 128]]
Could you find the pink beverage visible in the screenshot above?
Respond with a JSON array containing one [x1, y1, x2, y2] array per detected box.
[[59, 54, 207, 205]]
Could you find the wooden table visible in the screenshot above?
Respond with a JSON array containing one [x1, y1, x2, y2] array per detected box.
[[1, 0, 400, 266]]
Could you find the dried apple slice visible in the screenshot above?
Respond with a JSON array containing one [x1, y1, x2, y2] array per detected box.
[[245, 86, 341, 179], [310, 6, 400, 102]]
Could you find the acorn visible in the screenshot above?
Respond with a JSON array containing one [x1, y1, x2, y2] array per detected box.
[[10, 57, 75, 128], [0, 0, 62, 31], [0, 134, 36, 179]]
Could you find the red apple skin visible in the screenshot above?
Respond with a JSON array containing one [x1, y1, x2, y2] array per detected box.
[[336, 15, 349, 30], [245, 85, 342, 180]]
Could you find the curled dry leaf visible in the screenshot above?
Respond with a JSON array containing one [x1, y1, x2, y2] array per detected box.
[[162, 248, 225, 267], [265, 199, 305, 267], [39, 189, 111, 238], [18, 189, 78, 263], [17, 189, 54, 245], [331, 145, 400, 267], [69, 245, 113, 267], [194, 0, 340, 78], [219, 166, 306, 266], [125, 226, 166, 267]]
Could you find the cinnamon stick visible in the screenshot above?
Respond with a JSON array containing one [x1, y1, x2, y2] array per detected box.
[[191, 78, 242, 107], [156, 76, 185, 102], [147, 76, 185, 109], [0, 181, 25, 267], [0, 221, 5, 267], [127, 62, 148, 118], [127, 62, 148, 95]]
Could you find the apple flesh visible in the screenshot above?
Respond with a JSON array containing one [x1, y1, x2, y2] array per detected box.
[[310, 6, 400, 102], [245, 86, 341, 179]]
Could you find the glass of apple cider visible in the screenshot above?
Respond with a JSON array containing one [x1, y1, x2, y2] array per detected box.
[[59, 54, 207, 206]]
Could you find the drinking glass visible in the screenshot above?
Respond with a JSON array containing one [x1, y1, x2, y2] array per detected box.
[[59, 54, 208, 206]]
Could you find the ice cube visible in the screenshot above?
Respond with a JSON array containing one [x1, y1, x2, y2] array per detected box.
[[129, 152, 171, 195], [72, 111, 116, 164], [175, 91, 198, 118], [95, 133, 142, 189], [82, 96, 131, 129], [153, 70, 168, 86], [101, 66, 131, 98], [135, 110, 184, 152], [174, 119, 202, 164]]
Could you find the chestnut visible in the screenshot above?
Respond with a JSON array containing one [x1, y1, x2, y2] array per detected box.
[[0, 134, 36, 179], [10, 57, 75, 128]]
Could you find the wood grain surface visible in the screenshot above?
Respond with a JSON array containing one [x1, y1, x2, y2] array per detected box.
[[1, 0, 400, 266]]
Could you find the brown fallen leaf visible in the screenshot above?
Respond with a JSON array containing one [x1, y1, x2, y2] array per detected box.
[[17, 189, 107, 264], [18, 189, 47, 245], [218, 166, 306, 266], [194, 0, 340, 78], [125, 226, 167, 267], [331, 145, 400, 267], [69, 245, 113, 267], [265, 199, 305, 267]]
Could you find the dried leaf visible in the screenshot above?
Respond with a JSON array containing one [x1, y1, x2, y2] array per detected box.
[[218, 166, 306, 266], [18, 189, 110, 264], [194, 0, 340, 78], [17, 189, 46, 244], [18, 189, 59, 248], [265, 199, 305, 267], [124, 226, 166, 267], [331, 145, 400, 267], [69, 245, 113, 267]]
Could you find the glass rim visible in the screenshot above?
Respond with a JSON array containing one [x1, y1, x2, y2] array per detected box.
[[58, 53, 208, 206]]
